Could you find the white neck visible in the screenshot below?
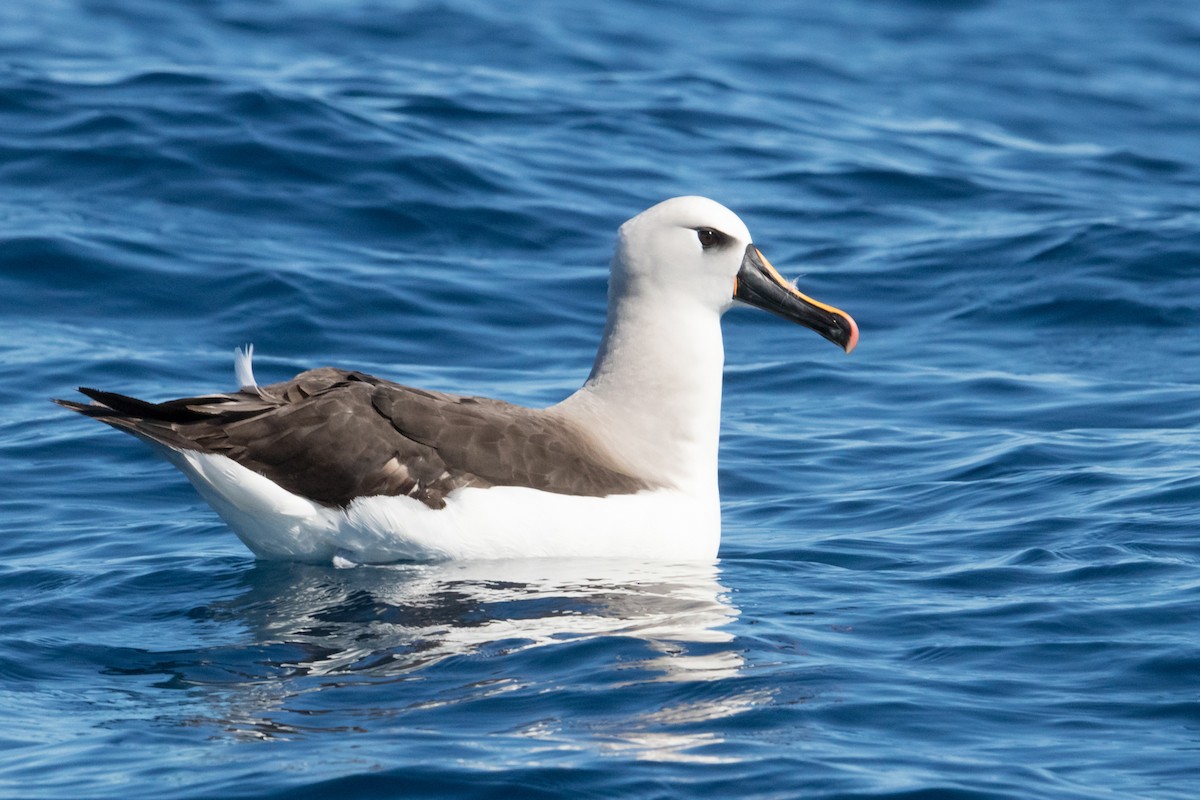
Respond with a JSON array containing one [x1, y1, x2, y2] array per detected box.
[[554, 276, 726, 497]]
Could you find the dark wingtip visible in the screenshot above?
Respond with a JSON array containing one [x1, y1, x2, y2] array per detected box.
[[53, 395, 111, 418], [73, 387, 166, 417], [77, 387, 109, 403]]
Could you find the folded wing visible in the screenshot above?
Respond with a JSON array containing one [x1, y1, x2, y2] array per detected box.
[[58, 368, 648, 509]]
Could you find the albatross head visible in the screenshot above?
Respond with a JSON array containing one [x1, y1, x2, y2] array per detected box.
[[613, 196, 858, 353]]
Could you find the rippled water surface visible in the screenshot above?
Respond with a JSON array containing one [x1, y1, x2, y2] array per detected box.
[[3, 1, 1199, 798]]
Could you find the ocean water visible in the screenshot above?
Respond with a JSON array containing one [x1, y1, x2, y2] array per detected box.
[[2, 0, 1199, 797]]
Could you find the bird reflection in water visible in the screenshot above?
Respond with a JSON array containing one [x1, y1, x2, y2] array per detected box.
[[171, 559, 757, 761]]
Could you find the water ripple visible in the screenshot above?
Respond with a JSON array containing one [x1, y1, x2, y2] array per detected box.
[[3, 0, 1200, 798]]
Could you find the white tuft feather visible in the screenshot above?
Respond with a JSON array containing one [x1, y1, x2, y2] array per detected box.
[[234, 343, 257, 390]]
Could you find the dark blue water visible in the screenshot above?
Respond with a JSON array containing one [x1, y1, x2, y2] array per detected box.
[[3, 1, 1199, 797]]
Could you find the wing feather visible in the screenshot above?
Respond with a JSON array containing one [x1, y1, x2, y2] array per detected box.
[[60, 368, 650, 510]]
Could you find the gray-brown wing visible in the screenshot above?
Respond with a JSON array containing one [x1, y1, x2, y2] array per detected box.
[[370, 386, 650, 500], [195, 377, 464, 508], [63, 368, 648, 510], [60, 369, 467, 508]]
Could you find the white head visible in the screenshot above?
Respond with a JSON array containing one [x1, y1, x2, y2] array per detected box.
[[610, 196, 753, 316], [610, 196, 858, 352]]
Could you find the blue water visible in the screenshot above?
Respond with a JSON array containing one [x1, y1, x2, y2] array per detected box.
[[3, 0, 1199, 797]]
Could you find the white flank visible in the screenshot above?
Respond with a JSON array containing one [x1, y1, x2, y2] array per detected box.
[[163, 451, 719, 565]]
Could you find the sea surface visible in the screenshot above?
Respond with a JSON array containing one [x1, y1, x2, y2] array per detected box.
[[2, 1, 1199, 798]]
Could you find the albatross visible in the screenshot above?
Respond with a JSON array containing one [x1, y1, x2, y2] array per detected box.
[[57, 196, 858, 564]]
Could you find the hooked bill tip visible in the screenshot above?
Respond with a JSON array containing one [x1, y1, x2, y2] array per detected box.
[[842, 314, 860, 354]]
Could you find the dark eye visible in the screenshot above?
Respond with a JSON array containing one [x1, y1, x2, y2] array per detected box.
[[697, 228, 723, 249]]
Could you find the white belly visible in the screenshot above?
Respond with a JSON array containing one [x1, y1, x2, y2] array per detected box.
[[168, 450, 721, 564]]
